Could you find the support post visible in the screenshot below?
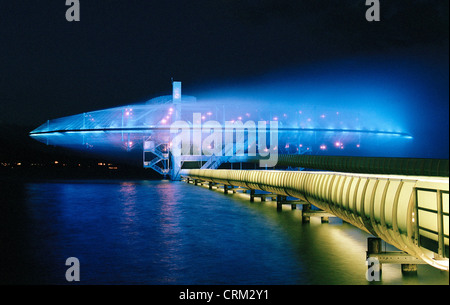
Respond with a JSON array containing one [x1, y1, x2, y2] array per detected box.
[[224, 185, 231, 194], [301, 203, 311, 223], [401, 264, 418, 273], [276, 198, 282, 211], [321, 216, 330, 223], [276, 195, 286, 211], [250, 189, 255, 202], [367, 237, 383, 272]]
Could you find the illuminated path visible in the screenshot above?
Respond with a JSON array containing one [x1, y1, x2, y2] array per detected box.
[[182, 168, 449, 271]]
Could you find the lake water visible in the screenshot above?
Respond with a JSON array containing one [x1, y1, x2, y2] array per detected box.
[[0, 179, 448, 285]]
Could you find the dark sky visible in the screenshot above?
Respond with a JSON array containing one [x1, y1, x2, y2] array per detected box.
[[0, 0, 448, 127]]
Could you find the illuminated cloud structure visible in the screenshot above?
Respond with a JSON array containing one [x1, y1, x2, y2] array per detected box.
[[31, 55, 449, 180], [30, 80, 414, 179]]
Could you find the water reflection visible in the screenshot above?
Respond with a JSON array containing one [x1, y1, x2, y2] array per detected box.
[[119, 182, 137, 225], [0, 179, 447, 285], [154, 181, 185, 284], [197, 184, 449, 285]]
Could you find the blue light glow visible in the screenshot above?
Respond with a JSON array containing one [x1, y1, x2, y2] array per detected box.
[[30, 54, 448, 161]]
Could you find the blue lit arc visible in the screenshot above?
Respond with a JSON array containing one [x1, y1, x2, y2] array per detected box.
[[30, 93, 414, 161], [30, 55, 448, 161]]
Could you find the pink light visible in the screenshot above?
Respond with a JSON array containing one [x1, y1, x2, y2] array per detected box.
[[169, 108, 173, 112], [335, 141, 341, 147], [161, 119, 167, 124], [237, 116, 242, 120], [283, 113, 287, 117], [299, 110, 302, 114], [207, 112, 212, 116], [299, 144, 303, 147], [202, 116, 206, 120], [245, 113, 250, 117], [320, 114, 326, 118], [307, 118, 311, 122], [125, 112, 129, 116], [320, 144, 327, 150], [356, 144, 360, 148], [273, 117, 278, 121]]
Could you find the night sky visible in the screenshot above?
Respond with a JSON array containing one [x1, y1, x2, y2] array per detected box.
[[1, 1, 448, 156]]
